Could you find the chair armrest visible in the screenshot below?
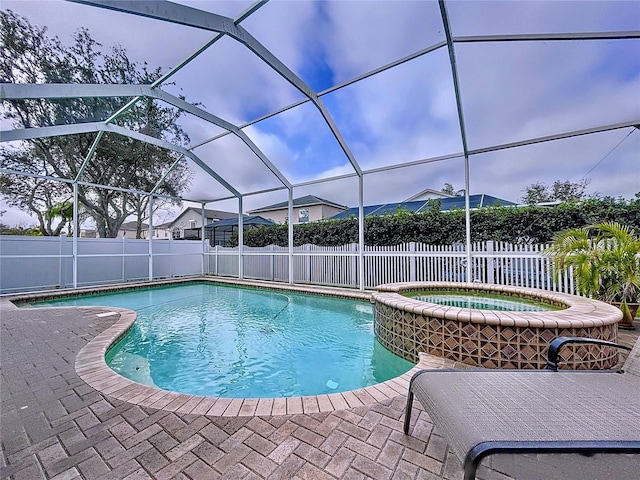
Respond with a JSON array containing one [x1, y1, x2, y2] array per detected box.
[[546, 336, 632, 371]]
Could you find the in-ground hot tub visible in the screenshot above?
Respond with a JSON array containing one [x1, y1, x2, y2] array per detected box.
[[372, 282, 623, 369]]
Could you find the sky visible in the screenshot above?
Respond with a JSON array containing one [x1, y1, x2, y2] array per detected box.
[[1, 0, 639, 227]]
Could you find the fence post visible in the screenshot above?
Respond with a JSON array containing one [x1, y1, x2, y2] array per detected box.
[[350, 243, 358, 288], [168, 237, 173, 278], [409, 242, 416, 282], [122, 237, 126, 282], [270, 245, 275, 281], [486, 240, 495, 284], [59, 235, 65, 289], [305, 244, 311, 283]]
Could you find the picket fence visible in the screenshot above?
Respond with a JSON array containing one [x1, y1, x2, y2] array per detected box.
[[207, 241, 576, 294]]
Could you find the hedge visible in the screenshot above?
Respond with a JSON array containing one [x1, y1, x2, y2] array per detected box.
[[233, 195, 640, 247]]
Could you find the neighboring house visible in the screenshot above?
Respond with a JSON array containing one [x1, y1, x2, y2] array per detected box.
[[116, 221, 174, 239], [403, 188, 455, 202], [205, 215, 275, 246], [247, 195, 347, 225], [170, 207, 237, 240], [117, 221, 150, 239], [80, 228, 97, 238], [150, 221, 173, 240], [330, 194, 515, 219]]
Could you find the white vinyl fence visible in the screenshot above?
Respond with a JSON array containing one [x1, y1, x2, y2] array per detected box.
[[1, 236, 575, 295], [208, 241, 577, 294], [0, 235, 204, 294]]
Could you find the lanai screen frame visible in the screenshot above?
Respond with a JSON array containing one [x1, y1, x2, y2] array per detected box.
[[1, 0, 638, 291]]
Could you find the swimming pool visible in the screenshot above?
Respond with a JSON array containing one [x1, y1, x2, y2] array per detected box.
[[36, 282, 412, 398]]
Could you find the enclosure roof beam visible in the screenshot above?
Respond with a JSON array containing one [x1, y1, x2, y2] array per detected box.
[[198, 185, 291, 204], [454, 31, 640, 43], [124, 28, 640, 152], [150, 155, 184, 195], [439, 1, 470, 159], [468, 120, 640, 156], [0, 83, 292, 189], [245, 118, 640, 191], [4, 118, 634, 204], [69, 0, 363, 177], [0, 122, 241, 198], [146, 0, 269, 91], [76, 2, 268, 186], [0, 83, 152, 99], [0, 122, 104, 142], [0, 168, 182, 201], [190, 40, 449, 149], [98, 125, 243, 199]]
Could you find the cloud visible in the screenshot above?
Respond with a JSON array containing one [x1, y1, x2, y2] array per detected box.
[[1, 0, 638, 227], [456, 40, 640, 149], [321, 1, 445, 83], [447, 0, 640, 36], [469, 128, 640, 202], [0, 200, 38, 227]]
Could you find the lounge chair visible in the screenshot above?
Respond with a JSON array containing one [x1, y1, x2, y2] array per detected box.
[[403, 336, 640, 480]]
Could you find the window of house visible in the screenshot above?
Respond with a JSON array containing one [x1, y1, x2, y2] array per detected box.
[[298, 208, 309, 223], [189, 220, 197, 229]]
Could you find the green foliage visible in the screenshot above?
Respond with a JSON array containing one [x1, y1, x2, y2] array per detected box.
[[241, 196, 640, 248], [520, 178, 591, 204], [0, 10, 191, 237], [545, 221, 640, 324], [47, 200, 74, 235], [0, 224, 42, 235]]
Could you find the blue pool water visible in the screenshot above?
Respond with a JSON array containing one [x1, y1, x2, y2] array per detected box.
[[408, 291, 555, 312], [35, 283, 413, 398]]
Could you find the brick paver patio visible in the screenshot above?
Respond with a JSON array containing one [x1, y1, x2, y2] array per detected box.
[[1, 297, 638, 479]]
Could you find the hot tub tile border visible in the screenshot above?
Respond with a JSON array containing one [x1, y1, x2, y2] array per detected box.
[[372, 282, 623, 369]]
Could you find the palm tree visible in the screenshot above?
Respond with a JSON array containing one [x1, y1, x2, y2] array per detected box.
[[545, 222, 640, 326], [47, 201, 74, 236]]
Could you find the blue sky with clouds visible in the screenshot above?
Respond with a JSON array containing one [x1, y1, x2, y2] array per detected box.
[[1, 0, 639, 226]]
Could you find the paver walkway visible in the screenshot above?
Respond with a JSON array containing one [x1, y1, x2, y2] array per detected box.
[[1, 301, 638, 479]]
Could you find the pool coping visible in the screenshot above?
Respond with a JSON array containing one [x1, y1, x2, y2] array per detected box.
[[74, 305, 459, 417], [372, 281, 623, 329], [5, 277, 464, 416]]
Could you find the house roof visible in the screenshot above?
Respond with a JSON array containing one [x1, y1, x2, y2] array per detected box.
[[248, 195, 346, 213], [119, 221, 149, 231], [154, 222, 173, 229], [205, 215, 274, 231], [403, 188, 455, 201], [330, 194, 515, 219], [171, 207, 236, 225]]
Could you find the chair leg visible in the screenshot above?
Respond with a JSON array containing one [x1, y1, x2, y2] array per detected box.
[[403, 390, 414, 434]]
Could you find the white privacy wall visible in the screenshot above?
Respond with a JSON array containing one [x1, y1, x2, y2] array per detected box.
[[0, 236, 204, 294]]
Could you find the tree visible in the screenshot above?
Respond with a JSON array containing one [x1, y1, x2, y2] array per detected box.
[[521, 179, 592, 204], [441, 183, 465, 196], [0, 10, 192, 237], [545, 222, 640, 325]]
